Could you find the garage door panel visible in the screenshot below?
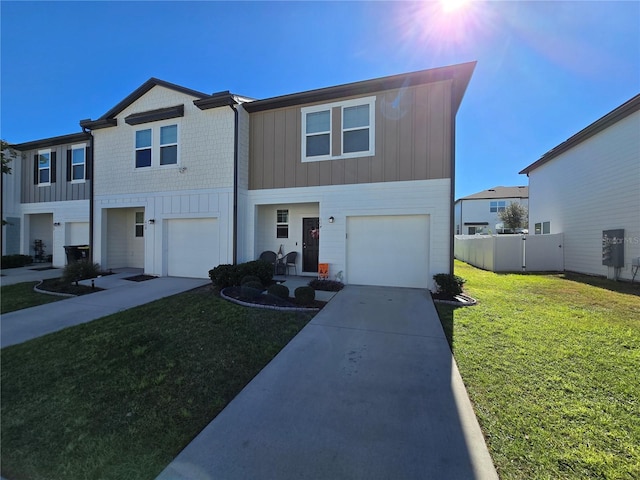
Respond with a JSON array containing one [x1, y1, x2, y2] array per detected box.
[[167, 218, 218, 278], [347, 215, 429, 288]]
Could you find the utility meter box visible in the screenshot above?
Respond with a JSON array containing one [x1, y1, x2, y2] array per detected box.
[[602, 229, 624, 267]]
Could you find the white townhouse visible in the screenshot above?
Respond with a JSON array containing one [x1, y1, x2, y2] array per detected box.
[[520, 94, 640, 281], [454, 186, 529, 235], [80, 79, 252, 279]]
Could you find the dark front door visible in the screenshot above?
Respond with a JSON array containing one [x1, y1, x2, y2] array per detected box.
[[302, 217, 319, 273]]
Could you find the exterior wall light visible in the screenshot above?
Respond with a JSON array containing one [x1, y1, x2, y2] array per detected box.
[[148, 219, 155, 225], [328, 216, 335, 223], [53, 222, 61, 227]]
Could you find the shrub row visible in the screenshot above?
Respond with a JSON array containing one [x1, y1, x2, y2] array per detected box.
[[62, 262, 102, 284], [209, 260, 273, 289], [1, 254, 33, 269]]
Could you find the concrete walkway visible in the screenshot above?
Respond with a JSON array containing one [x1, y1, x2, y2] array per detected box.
[[0, 263, 62, 287], [157, 285, 498, 480], [1, 270, 209, 349]]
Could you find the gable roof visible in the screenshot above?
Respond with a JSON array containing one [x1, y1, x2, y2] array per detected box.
[[79, 78, 245, 130], [520, 93, 640, 175], [243, 61, 476, 114], [457, 186, 528, 201]]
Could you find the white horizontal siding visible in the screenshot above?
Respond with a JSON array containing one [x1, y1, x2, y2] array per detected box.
[[243, 178, 451, 290], [528, 111, 640, 280]]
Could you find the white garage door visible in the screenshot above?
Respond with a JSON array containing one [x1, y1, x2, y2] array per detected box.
[[346, 215, 429, 288], [67, 222, 89, 245], [167, 218, 219, 278]]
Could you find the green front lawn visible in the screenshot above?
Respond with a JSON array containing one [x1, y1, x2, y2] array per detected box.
[[1, 287, 314, 480], [438, 261, 640, 479], [1, 281, 66, 314]]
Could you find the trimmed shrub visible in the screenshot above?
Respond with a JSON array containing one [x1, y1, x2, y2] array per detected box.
[[240, 281, 265, 299], [209, 260, 274, 289], [240, 275, 262, 286], [62, 262, 102, 284], [209, 264, 234, 288], [1, 254, 33, 269], [433, 273, 466, 297], [294, 286, 315, 305], [267, 283, 290, 300], [308, 279, 344, 292]]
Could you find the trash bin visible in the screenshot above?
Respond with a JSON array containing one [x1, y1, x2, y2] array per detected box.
[[64, 245, 90, 264]]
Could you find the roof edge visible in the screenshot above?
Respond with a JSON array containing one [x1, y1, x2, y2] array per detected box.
[[520, 93, 640, 175], [11, 131, 91, 151], [244, 61, 477, 113]]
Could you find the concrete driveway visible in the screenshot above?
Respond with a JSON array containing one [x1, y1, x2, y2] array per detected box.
[[157, 285, 498, 480]]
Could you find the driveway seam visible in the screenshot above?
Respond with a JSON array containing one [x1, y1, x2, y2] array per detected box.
[[307, 322, 448, 341]]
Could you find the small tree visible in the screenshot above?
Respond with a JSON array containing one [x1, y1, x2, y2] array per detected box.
[[1, 139, 15, 227], [498, 202, 528, 231]]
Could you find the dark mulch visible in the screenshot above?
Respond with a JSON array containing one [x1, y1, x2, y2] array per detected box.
[[124, 274, 157, 282], [38, 278, 103, 295], [29, 266, 57, 271], [222, 286, 326, 309]]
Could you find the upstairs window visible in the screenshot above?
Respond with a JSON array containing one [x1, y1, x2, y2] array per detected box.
[[301, 96, 375, 162], [38, 151, 51, 184], [70, 145, 86, 181], [135, 129, 152, 168], [33, 149, 56, 185], [305, 110, 331, 158], [343, 103, 370, 154], [160, 125, 178, 165], [490, 201, 506, 213]]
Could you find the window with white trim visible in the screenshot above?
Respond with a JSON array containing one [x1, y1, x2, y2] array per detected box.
[[543, 221, 551, 234], [135, 129, 152, 168], [71, 145, 86, 181], [38, 150, 51, 185], [301, 96, 375, 162], [160, 125, 178, 165], [135, 212, 144, 237], [277, 209, 289, 238], [490, 201, 506, 213]]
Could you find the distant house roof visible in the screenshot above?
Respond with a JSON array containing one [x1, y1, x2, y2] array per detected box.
[[520, 93, 640, 175], [244, 61, 476, 114], [458, 186, 529, 201]]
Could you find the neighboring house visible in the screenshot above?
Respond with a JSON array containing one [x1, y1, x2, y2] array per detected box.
[[80, 79, 252, 279], [4, 61, 475, 289], [242, 62, 475, 288], [9, 132, 92, 265], [2, 144, 22, 256], [520, 94, 640, 281], [454, 186, 528, 235]]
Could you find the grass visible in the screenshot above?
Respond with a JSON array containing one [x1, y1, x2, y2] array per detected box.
[[1, 287, 314, 480], [437, 261, 640, 480], [1, 281, 66, 314]]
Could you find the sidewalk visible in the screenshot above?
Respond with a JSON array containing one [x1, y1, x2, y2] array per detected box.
[[157, 285, 498, 480], [1, 271, 209, 348]]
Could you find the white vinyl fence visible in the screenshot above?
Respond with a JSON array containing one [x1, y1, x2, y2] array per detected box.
[[454, 234, 564, 272]]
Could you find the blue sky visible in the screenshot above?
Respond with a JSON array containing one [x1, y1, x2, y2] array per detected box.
[[1, 1, 638, 199]]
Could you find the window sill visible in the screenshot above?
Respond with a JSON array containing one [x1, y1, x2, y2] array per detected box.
[[302, 151, 375, 163]]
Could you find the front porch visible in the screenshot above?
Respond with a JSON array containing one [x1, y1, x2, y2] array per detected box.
[[254, 202, 320, 277]]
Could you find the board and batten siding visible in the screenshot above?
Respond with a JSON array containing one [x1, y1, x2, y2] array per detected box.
[[527, 110, 640, 280], [20, 144, 91, 204], [249, 79, 453, 190]]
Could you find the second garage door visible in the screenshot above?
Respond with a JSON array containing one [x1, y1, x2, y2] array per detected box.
[[167, 218, 219, 278], [346, 215, 430, 288]]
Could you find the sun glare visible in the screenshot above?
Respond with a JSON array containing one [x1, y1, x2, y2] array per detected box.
[[440, 0, 471, 14]]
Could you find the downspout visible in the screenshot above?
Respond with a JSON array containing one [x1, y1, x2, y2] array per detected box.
[[228, 102, 239, 265], [449, 109, 456, 275], [83, 126, 94, 264]]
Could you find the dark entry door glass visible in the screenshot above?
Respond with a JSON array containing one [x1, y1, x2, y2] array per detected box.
[[302, 217, 320, 273]]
